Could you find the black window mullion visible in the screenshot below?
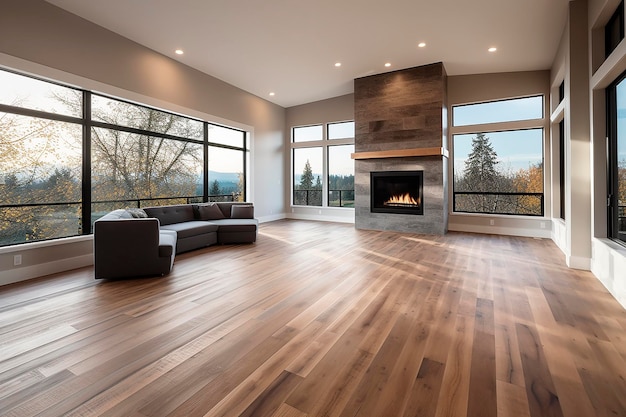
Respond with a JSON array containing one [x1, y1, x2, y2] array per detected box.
[[242, 132, 247, 201], [90, 120, 203, 145], [82, 91, 92, 235], [0, 103, 83, 125], [203, 123, 209, 203], [607, 77, 620, 240]]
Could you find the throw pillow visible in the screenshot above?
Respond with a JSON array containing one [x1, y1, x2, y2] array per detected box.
[[126, 208, 148, 218], [194, 203, 226, 220], [231, 205, 254, 219]]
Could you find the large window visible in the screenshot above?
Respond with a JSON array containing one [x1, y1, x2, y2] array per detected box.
[[292, 121, 354, 207], [0, 68, 249, 247], [452, 96, 544, 216], [607, 72, 626, 244]]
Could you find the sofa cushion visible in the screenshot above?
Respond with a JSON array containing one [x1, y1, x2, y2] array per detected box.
[[194, 203, 226, 220], [160, 220, 218, 239], [98, 209, 134, 220], [231, 205, 254, 219], [126, 208, 148, 218], [144, 205, 194, 225], [208, 218, 258, 232]]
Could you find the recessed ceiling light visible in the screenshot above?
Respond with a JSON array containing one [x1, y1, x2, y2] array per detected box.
[[385, 63, 391, 67], [418, 42, 426, 48], [335, 62, 342, 67], [175, 49, 184, 55], [269, 92, 275, 96], [488, 47, 497, 52]]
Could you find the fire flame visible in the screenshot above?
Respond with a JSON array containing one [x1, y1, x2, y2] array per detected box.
[[385, 193, 420, 206]]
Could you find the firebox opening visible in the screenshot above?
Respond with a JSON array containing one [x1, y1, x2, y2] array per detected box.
[[371, 171, 424, 215]]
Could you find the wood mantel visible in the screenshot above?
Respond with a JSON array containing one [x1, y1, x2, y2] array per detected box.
[[351, 147, 449, 160]]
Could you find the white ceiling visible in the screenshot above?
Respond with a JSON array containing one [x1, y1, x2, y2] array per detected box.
[[45, 0, 570, 108]]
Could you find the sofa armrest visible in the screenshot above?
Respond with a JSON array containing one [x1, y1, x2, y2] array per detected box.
[[158, 230, 177, 257], [94, 218, 174, 279]]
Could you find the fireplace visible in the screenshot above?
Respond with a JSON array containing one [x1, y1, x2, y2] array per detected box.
[[371, 171, 424, 215]]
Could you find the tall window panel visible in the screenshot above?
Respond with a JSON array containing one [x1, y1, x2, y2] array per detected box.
[[293, 147, 323, 206], [328, 145, 355, 207], [452, 96, 544, 216], [559, 119, 566, 220], [607, 72, 626, 244], [0, 70, 83, 246], [208, 145, 245, 202]]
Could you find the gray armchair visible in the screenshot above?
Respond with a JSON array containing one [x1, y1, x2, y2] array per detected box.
[[93, 210, 176, 279]]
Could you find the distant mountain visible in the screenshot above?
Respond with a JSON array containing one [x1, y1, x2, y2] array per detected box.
[[208, 171, 240, 183]]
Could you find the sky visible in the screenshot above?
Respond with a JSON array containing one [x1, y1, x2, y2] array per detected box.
[[616, 81, 626, 164], [452, 96, 544, 175]]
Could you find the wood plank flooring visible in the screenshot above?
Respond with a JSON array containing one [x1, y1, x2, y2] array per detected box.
[[1, 219, 626, 417]]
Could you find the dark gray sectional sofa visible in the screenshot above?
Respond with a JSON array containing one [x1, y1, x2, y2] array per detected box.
[[94, 202, 257, 279]]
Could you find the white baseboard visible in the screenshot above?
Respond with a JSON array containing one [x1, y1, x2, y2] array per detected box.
[[566, 254, 592, 271], [0, 254, 93, 287], [448, 223, 552, 239], [286, 213, 355, 224], [257, 213, 287, 223]]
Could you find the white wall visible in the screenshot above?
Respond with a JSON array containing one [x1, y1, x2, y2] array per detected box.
[[0, 0, 285, 285], [587, 0, 626, 307]]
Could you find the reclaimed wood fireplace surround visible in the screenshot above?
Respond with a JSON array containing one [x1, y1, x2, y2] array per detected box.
[[352, 62, 449, 235]]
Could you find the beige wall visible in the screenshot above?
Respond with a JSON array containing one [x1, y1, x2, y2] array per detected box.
[[0, 0, 286, 285]]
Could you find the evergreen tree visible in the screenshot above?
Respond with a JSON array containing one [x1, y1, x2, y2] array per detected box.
[[462, 133, 499, 192], [455, 133, 504, 213], [210, 179, 221, 196], [300, 159, 314, 190]]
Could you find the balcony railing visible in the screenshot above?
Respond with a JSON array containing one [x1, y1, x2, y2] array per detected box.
[[293, 189, 355, 207], [453, 191, 544, 216], [329, 189, 355, 207], [0, 194, 242, 246]]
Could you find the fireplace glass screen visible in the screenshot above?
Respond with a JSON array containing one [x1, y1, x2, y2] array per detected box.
[[371, 171, 424, 215]]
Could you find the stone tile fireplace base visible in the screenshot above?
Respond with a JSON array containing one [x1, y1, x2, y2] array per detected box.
[[355, 157, 448, 235]]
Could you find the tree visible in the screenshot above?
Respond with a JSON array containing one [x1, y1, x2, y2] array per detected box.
[[86, 98, 203, 208], [513, 162, 543, 215], [462, 133, 500, 191], [300, 159, 314, 190], [1, 106, 82, 244], [311, 175, 323, 206], [210, 179, 221, 196], [455, 133, 505, 213]]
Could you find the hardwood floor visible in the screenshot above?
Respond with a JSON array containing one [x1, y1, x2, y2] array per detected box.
[[1, 219, 625, 417]]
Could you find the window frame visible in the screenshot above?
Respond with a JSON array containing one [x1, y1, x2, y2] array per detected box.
[[290, 121, 354, 208], [606, 70, 626, 244], [451, 95, 546, 217]]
